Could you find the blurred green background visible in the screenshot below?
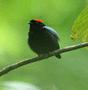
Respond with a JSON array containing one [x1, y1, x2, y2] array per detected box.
[[0, 0, 88, 90]]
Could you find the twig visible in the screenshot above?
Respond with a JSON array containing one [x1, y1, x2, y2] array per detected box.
[[0, 42, 88, 77]]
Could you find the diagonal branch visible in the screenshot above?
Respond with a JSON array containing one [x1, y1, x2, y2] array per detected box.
[[0, 42, 88, 77]]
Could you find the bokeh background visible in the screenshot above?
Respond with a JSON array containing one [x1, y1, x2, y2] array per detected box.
[[0, 0, 88, 90]]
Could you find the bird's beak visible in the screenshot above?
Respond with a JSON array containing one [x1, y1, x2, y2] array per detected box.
[[28, 22, 30, 24]]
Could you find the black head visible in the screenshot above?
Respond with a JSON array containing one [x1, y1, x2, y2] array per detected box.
[[29, 19, 45, 31]]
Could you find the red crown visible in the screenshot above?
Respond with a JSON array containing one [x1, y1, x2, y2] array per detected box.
[[35, 19, 44, 23]]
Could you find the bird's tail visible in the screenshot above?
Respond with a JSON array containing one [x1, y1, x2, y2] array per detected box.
[[55, 53, 61, 59]]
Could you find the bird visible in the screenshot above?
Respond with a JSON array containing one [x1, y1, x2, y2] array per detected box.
[[28, 19, 61, 58]]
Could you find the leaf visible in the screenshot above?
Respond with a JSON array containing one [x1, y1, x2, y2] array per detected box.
[[71, 6, 88, 42]]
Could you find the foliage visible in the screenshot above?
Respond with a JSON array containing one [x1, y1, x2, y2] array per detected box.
[[71, 6, 88, 42]]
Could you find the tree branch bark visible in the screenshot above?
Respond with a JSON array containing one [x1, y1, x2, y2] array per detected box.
[[0, 42, 88, 77]]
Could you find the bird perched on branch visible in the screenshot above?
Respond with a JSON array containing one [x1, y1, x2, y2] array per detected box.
[[28, 19, 61, 58]]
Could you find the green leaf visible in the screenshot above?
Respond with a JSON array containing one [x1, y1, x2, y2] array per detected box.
[[71, 6, 88, 42]]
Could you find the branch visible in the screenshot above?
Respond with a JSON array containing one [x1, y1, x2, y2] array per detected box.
[[0, 42, 88, 77]]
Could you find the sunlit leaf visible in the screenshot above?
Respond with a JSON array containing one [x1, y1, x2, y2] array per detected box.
[[71, 6, 88, 42]]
